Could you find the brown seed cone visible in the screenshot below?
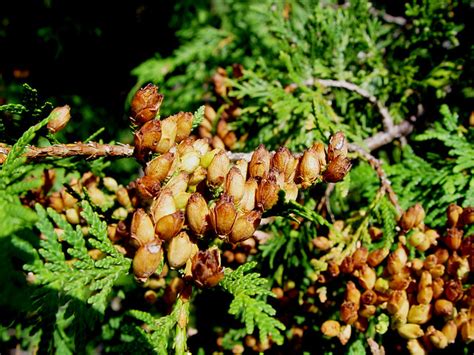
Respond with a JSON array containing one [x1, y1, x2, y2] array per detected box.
[[361, 290, 377, 305], [155, 211, 184, 241], [151, 189, 176, 223], [225, 167, 245, 203], [134, 119, 162, 159], [442, 320, 457, 344], [145, 152, 175, 181], [340, 301, 358, 325], [459, 207, 474, 227], [296, 148, 320, 188], [186, 192, 209, 236], [131, 208, 155, 247], [130, 83, 163, 125], [444, 279, 463, 302], [210, 194, 237, 237], [322, 155, 351, 183], [133, 241, 163, 282], [328, 131, 348, 161], [345, 281, 361, 305], [229, 210, 262, 244], [167, 231, 195, 269], [447, 204, 463, 227], [271, 147, 298, 182], [191, 247, 224, 288], [387, 245, 408, 275], [367, 248, 389, 267], [135, 175, 161, 201], [248, 145, 271, 180], [407, 304, 432, 325], [444, 228, 463, 250], [174, 111, 194, 143], [240, 178, 258, 212], [398, 324, 424, 340], [256, 176, 280, 210], [155, 116, 178, 153], [434, 299, 454, 317], [432, 278, 445, 299], [352, 247, 368, 269], [357, 265, 376, 290], [207, 150, 230, 187], [400, 204, 425, 230]]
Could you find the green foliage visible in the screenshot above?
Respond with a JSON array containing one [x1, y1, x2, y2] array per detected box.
[[389, 105, 473, 226], [20, 201, 131, 352], [221, 262, 285, 347]]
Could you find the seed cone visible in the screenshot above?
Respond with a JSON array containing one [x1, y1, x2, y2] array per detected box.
[[133, 241, 163, 282], [167, 231, 195, 269], [130, 83, 163, 125], [155, 211, 184, 241], [210, 194, 237, 237], [229, 210, 261, 244], [47, 105, 71, 133], [191, 247, 224, 288], [186, 192, 209, 236], [131, 209, 155, 247], [207, 150, 230, 187], [322, 155, 351, 183], [249, 145, 271, 180]]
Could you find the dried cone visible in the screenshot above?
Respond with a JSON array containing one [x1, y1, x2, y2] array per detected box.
[[134, 119, 162, 159], [328, 131, 348, 161], [145, 152, 175, 181], [447, 204, 463, 227], [400, 204, 425, 230], [322, 155, 351, 183], [131, 209, 155, 247], [155, 116, 177, 153], [398, 324, 424, 340], [225, 167, 245, 203], [167, 232, 195, 269], [207, 150, 230, 187], [130, 83, 163, 125], [256, 176, 280, 210], [186, 192, 209, 236], [136, 175, 161, 201], [174, 112, 194, 142], [297, 148, 320, 188], [155, 211, 184, 241], [210, 194, 237, 237], [133, 241, 163, 282], [191, 247, 224, 288], [248, 145, 271, 180], [151, 190, 176, 222], [271, 147, 298, 182], [240, 178, 258, 212], [229, 210, 262, 244]]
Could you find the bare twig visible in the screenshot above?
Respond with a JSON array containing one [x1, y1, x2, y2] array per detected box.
[[349, 142, 402, 216], [314, 79, 395, 133], [0, 142, 134, 160]]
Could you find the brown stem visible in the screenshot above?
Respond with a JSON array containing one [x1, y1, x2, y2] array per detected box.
[[314, 79, 395, 132], [348, 143, 402, 216], [0, 142, 134, 160]]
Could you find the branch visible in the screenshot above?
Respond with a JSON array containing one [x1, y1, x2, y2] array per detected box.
[[348, 143, 402, 216], [0, 142, 134, 160], [314, 79, 395, 133]]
